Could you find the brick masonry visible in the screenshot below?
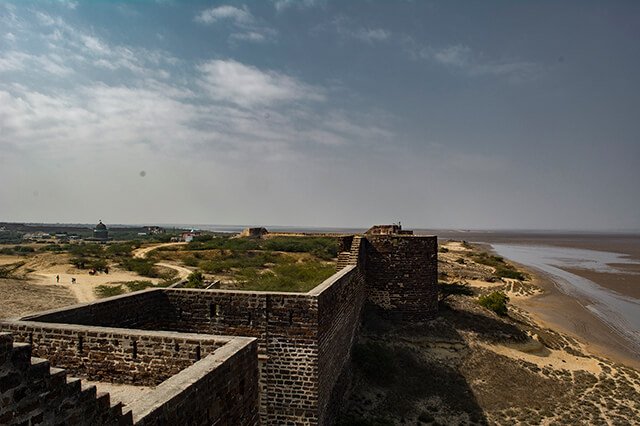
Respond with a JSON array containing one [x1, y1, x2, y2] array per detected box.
[[0, 226, 438, 425], [364, 234, 439, 321]]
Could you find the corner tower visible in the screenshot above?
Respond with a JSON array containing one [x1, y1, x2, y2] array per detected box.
[[363, 225, 438, 320]]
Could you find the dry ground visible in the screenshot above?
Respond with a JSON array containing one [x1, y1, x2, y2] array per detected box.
[[339, 241, 640, 426], [0, 278, 76, 319]]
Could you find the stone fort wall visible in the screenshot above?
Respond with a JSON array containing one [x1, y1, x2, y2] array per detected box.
[[1, 228, 437, 425]]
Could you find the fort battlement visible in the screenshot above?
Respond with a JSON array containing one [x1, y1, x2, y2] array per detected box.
[[1, 226, 437, 425]]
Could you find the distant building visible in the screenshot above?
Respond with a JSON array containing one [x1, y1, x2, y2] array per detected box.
[[22, 231, 50, 241], [181, 230, 200, 243], [90, 220, 109, 242], [146, 226, 165, 235], [365, 224, 413, 236], [240, 227, 269, 238]]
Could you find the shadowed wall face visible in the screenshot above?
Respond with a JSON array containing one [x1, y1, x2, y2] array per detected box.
[[364, 235, 438, 320]]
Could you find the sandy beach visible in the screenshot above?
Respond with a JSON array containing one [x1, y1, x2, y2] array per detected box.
[[428, 230, 640, 370]]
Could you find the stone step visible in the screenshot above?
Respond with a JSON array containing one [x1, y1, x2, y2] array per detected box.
[[48, 367, 67, 388], [66, 376, 82, 394], [28, 357, 51, 380], [0, 332, 13, 364], [10, 342, 32, 371], [80, 382, 97, 402], [95, 391, 111, 411]]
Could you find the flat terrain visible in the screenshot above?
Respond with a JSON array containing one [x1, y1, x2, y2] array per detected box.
[[0, 278, 76, 319], [340, 241, 640, 425]]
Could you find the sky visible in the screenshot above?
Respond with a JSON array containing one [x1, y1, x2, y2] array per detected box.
[[0, 0, 639, 230]]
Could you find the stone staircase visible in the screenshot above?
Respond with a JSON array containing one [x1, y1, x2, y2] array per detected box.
[[336, 235, 363, 271], [0, 332, 132, 425]]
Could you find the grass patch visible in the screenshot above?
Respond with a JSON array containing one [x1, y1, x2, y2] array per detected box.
[[183, 236, 338, 260], [238, 261, 336, 292], [95, 285, 125, 298], [123, 280, 155, 292], [470, 252, 528, 280], [198, 251, 283, 273]]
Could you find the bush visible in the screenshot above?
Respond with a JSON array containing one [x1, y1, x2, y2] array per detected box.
[[263, 237, 338, 260], [106, 241, 140, 257], [478, 291, 510, 316], [69, 243, 103, 257], [40, 244, 64, 252], [95, 285, 125, 298], [123, 280, 155, 292], [89, 259, 108, 272], [120, 258, 158, 277], [439, 246, 449, 253], [471, 252, 527, 280], [439, 281, 474, 302], [13, 246, 35, 254], [70, 257, 89, 269], [185, 270, 205, 288]]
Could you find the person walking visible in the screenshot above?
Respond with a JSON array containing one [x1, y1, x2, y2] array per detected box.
[[56, 274, 59, 283]]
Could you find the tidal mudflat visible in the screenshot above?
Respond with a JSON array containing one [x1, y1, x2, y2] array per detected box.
[[492, 244, 640, 357]]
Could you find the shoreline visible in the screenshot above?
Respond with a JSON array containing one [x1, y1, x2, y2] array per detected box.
[[506, 260, 640, 370]]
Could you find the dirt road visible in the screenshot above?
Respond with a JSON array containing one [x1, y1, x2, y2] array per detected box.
[[132, 242, 186, 259]]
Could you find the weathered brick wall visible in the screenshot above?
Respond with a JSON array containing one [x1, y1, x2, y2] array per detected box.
[[0, 332, 130, 425], [130, 338, 260, 426], [7, 229, 440, 425], [314, 265, 366, 425], [22, 289, 169, 328], [364, 235, 438, 320], [153, 289, 321, 425], [0, 322, 225, 386]]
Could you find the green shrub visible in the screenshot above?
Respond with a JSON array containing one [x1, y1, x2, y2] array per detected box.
[[95, 285, 125, 298], [70, 257, 89, 269], [185, 270, 205, 288], [15, 245, 34, 253], [89, 259, 108, 272], [471, 252, 527, 280], [123, 280, 155, 292], [183, 256, 199, 267], [120, 258, 158, 277], [495, 266, 527, 280], [106, 241, 140, 257], [263, 237, 338, 260], [439, 281, 474, 302], [69, 243, 103, 257], [40, 244, 64, 252], [478, 291, 510, 316], [237, 261, 335, 292]]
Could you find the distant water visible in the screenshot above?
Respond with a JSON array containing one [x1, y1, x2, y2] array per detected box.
[[491, 244, 640, 352]]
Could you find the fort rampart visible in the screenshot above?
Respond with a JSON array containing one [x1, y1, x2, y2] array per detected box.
[[1, 227, 437, 425]]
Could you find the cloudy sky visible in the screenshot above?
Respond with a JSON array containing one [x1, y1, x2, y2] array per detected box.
[[1, 1, 639, 230]]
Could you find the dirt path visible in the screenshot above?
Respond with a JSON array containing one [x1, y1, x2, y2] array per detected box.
[[30, 271, 163, 304], [132, 242, 190, 282], [132, 242, 185, 259], [155, 262, 191, 280]]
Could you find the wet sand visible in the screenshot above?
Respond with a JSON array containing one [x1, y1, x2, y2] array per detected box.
[[513, 270, 640, 369], [425, 230, 640, 369]]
